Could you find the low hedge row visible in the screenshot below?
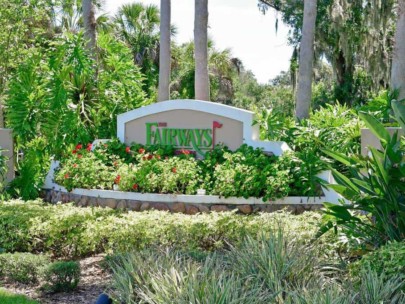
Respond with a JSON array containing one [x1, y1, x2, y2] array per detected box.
[[0, 200, 322, 258]]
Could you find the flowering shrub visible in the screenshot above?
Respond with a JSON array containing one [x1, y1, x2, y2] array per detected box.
[[54, 141, 321, 198], [55, 144, 117, 191]]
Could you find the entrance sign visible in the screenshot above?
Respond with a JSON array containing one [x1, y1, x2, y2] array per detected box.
[[117, 100, 290, 156]]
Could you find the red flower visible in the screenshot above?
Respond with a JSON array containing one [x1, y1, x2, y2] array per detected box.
[[155, 155, 161, 160], [172, 167, 177, 173], [125, 146, 131, 153], [75, 144, 82, 150], [72, 149, 77, 154], [138, 148, 145, 154], [64, 173, 69, 179], [86, 143, 92, 151], [132, 183, 138, 190], [77, 154, 83, 159], [73, 163, 78, 168], [114, 175, 121, 184], [181, 149, 190, 155], [147, 154, 153, 160]]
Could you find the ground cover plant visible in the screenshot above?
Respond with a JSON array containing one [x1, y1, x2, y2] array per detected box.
[[106, 229, 405, 304], [0, 288, 39, 304], [54, 141, 321, 199], [0, 200, 404, 302]]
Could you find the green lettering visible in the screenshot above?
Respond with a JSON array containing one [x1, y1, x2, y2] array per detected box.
[[170, 129, 178, 146], [146, 123, 159, 145], [153, 128, 162, 144], [203, 129, 213, 147], [178, 129, 188, 146]]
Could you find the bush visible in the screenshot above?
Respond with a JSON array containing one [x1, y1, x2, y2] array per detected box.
[[0, 252, 49, 284], [55, 142, 320, 198], [0, 288, 39, 304], [351, 241, 405, 280], [42, 261, 81, 293], [0, 200, 322, 258]]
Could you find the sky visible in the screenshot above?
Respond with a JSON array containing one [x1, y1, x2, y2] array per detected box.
[[103, 0, 293, 84]]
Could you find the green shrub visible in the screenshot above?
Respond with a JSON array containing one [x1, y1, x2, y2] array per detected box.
[[0, 200, 322, 258], [42, 261, 81, 293], [0, 252, 49, 284], [320, 102, 405, 245], [350, 241, 405, 280], [0, 288, 39, 304], [55, 140, 321, 198]]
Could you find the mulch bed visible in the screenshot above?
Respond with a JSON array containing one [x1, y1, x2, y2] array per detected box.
[[2, 255, 110, 304]]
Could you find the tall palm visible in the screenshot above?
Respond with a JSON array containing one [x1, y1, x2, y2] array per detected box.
[[171, 40, 238, 102], [391, 0, 405, 100], [194, 0, 210, 101], [82, 0, 97, 52], [114, 3, 160, 92], [295, 0, 317, 119], [158, 0, 171, 102]]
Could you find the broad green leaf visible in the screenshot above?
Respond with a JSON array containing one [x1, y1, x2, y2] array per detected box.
[[322, 149, 354, 166], [331, 169, 360, 194], [392, 100, 405, 131], [369, 147, 389, 186], [359, 112, 390, 144]]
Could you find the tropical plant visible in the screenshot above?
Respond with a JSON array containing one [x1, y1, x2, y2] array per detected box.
[[320, 100, 405, 246], [114, 3, 160, 95]]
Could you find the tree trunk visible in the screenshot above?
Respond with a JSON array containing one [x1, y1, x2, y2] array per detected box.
[[295, 0, 317, 119], [158, 0, 171, 102], [391, 0, 405, 100], [194, 0, 210, 101], [82, 0, 97, 53]]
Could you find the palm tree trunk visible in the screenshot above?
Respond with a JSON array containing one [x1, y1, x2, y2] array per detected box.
[[158, 0, 171, 102], [82, 0, 97, 53], [194, 0, 210, 101], [391, 0, 405, 100], [295, 0, 317, 119]]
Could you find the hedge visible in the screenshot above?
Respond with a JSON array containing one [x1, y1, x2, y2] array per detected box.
[[0, 200, 323, 258]]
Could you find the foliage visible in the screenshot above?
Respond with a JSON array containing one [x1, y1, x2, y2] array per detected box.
[[55, 142, 320, 198], [113, 2, 160, 96], [4, 31, 146, 199], [258, 0, 395, 104], [107, 229, 405, 304], [357, 90, 400, 125], [0, 200, 322, 258], [55, 144, 116, 191], [8, 137, 50, 200], [320, 101, 405, 246], [0, 288, 39, 304], [42, 261, 81, 293], [0, 252, 49, 284], [350, 241, 405, 281], [0, 147, 8, 194], [256, 103, 361, 178]]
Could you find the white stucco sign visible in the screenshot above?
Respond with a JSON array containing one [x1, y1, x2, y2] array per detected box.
[[117, 99, 290, 156]]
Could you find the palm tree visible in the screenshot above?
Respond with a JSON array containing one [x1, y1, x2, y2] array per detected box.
[[158, 0, 171, 102], [295, 0, 317, 119], [194, 0, 210, 101], [82, 0, 97, 53], [114, 3, 160, 92], [391, 0, 405, 100]]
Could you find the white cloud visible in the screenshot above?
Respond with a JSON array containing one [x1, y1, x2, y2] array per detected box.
[[103, 0, 293, 83]]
